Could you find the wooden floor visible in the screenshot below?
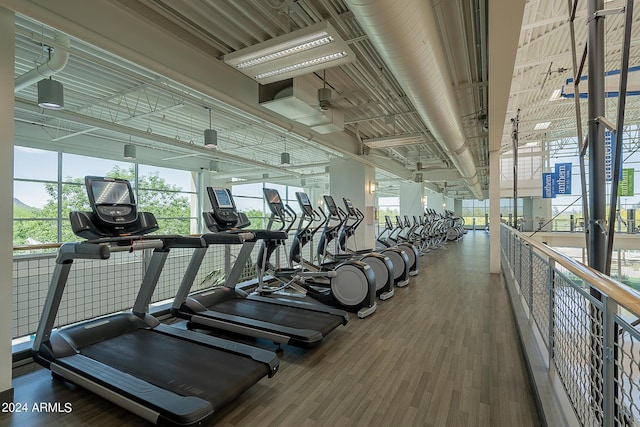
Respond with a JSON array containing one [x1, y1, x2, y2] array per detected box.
[[1, 231, 540, 426]]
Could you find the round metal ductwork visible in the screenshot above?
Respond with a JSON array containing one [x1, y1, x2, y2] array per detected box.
[[344, 0, 484, 200]]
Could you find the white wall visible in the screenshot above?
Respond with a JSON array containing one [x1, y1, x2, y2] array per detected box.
[[329, 158, 375, 250], [399, 182, 424, 217], [0, 6, 14, 400]]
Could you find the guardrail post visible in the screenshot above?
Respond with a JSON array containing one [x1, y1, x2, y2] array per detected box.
[[602, 296, 617, 427], [518, 236, 522, 286], [224, 245, 231, 279], [547, 258, 555, 364], [529, 243, 533, 313]]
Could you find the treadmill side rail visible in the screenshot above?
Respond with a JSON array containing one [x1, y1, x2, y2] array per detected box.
[[53, 354, 214, 426], [154, 324, 279, 377]]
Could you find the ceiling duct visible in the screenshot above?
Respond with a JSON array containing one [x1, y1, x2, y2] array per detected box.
[[259, 75, 344, 134], [15, 31, 70, 92], [345, 0, 483, 200]]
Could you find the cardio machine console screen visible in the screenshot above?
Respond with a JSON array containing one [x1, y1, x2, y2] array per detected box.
[[323, 195, 338, 215], [263, 188, 283, 211], [212, 188, 234, 208], [87, 177, 136, 224], [343, 198, 355, 214], [295, 192, 314, 216]]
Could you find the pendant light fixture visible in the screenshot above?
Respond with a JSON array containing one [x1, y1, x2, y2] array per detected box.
[[204, 107, 217, 148], [37, 47, 65, 110], [280, 136, 291, 166]]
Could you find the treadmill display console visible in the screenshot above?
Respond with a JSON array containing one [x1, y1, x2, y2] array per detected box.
[[213, 188, 233, 208], [207, 187, 238, 228], [86, 176, 137, 225]]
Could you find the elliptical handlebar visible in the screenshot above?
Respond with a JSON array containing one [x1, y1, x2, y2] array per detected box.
[[283, 204, 297, 234]]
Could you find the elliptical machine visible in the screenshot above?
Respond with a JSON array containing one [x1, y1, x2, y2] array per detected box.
[[338, 198, 410, 290], [298, 193, 395, 300], [259, 188, 377, 319], [377, 215, 419, 276]]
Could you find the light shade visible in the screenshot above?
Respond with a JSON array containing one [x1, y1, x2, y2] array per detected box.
[[281, 152, 291, 166], [37, 78, 64, 109], [368, 181, 376, 194], [223, 21, 355, 84], [124, 144, 136, 160], [204, 129, 218, 148]]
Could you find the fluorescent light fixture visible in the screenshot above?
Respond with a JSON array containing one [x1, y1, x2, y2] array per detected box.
[[223, 21, 355, 84], [549, 89, 562, 101], [534, 121, 551, 130], [363, 133, 424, 149], [525, 141, 540, 147]]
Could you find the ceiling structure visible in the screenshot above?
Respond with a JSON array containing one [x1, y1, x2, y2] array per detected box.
[[6, 0, 489, 199], [505, 0, 640, 154], [13, 0, 636, 201]]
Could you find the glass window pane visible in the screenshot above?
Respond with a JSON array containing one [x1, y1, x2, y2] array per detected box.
[[138, 189, 191, 219], [15, 147, 58, 181], [13, 219, 58, 245], [156, 218, 191, 235], [14, 181, 56, 212], [138, 165, 194, 191], [62, 153, 132, 182], [232, 183, 264, 198]]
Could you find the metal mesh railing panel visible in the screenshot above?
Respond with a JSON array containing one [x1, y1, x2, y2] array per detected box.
[[552, 271, 604, 427], [614, 315, 640, 426], [531, 251, 550, 348]]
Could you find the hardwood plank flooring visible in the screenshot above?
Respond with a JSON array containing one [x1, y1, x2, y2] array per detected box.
[[0, 231, 540, 426]]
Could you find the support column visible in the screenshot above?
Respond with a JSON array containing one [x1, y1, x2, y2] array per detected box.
[[0, 6, 14, 402], [399, 182, 424, 217], [453, 199, 462, 217], [425, 189, 444, 212], [522, 197, 533, 232], [490, 149, 501, 273], [329, 158, 375, 250], [587, 0, 606, 274]]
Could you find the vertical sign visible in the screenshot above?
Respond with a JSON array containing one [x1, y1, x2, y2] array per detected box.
[[554, 163, 572, 195], [605, 130, 613, 181], [605, 130, 623, 182], [620, 168, 635, 197], [542, 172, 555, 198]]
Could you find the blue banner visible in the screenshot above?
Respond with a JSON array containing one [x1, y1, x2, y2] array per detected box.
[[554, 163, 572, 195], [542, 172, 555, 198]]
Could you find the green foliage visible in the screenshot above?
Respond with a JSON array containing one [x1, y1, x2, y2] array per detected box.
[[243, 209, 266, 230], [14, 165, 192, 245]]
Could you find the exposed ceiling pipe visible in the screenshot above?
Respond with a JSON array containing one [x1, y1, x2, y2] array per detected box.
[[344, 0, 484, 200], [15, 31, 70, 92]]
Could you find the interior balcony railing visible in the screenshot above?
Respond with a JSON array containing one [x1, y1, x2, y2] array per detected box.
[[10, 230, 310, 350], [501, 223, 640, 427]]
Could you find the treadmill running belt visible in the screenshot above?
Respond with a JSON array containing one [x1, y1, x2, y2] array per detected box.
[[81, 329, 267, 408], [212, 299, 342, 337]]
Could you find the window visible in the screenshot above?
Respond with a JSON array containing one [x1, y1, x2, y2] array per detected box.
[[13, 148, 197, 245]]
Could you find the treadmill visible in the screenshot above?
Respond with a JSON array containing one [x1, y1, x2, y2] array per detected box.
[[32, 176, 279, 427], [171, 187, 349, 348]]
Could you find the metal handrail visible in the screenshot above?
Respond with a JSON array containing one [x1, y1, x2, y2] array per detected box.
[[503, 223, 640, 317]]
